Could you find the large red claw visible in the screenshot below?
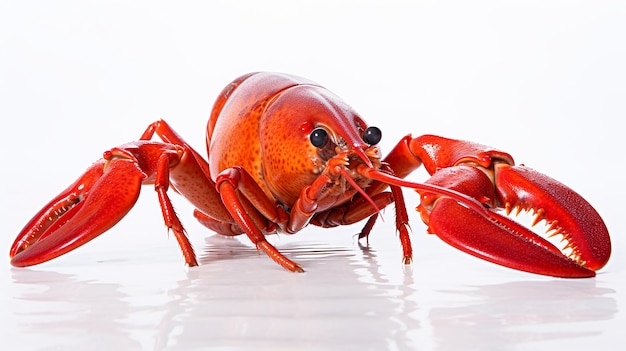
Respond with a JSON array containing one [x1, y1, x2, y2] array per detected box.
[[428, 198, 598, 278], [494, 164, 611, 272], [420, 165, 610, 278], [10, 159, 145, 267]]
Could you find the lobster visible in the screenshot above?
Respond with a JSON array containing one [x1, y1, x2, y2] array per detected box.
[[9, 72, 611, 278]]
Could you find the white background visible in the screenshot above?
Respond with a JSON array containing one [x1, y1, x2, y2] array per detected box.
[[1, 1, 624, 350]]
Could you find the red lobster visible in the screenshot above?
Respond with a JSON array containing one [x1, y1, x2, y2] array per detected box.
[[10, 72, 611, 277]]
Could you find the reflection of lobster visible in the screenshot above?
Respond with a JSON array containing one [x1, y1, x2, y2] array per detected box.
[[10, 72, 611, 277]]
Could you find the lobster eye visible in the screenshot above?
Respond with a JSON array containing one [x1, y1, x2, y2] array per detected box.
[[310, 128, 329, 148], [363, 126, 382, 145]]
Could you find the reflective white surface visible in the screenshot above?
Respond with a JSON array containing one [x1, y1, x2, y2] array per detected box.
[[3, 229, 623, 351], [1, 1, 625, 350]]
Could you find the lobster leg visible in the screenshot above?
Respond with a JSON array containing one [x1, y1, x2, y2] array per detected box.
[[139, 119, 236, 227], [215, 166, 303, 272], [381, 134, 611, 277], [151, 152, 198, 266]]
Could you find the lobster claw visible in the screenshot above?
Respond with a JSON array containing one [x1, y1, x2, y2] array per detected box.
[[10, 158, 144, 267], [419, 164, 611, 278]]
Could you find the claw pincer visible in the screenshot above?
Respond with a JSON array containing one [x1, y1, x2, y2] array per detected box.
[[10, 141, 198, 267], [10, 158, 144, 267], [10, 160, 109, 266], [407, 135, 611, 277]]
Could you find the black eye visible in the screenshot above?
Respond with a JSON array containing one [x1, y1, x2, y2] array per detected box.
[[310, 128, 329, 148], [363, 126, 382, 145]]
